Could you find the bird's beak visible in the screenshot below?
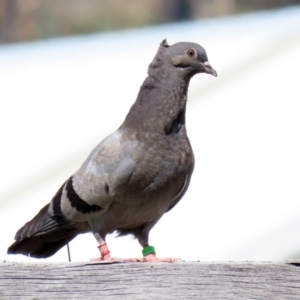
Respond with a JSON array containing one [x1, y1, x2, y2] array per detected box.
[[203, 61, 217, 77]]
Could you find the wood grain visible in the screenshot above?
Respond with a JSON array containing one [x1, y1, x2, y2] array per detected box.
[[1, 261, 300, 299]]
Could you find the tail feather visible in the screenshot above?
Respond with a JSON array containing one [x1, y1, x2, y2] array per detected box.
[[8, 178, 93, 258], [7, 202, 82, 258], [15, 203, 54, 239], [7, 229, 79, 258]]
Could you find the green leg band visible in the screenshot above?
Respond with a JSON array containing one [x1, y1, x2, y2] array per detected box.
[[142, 245, 156, 256]]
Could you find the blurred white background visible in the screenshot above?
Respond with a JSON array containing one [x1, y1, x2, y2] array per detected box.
[[1, 6, 300, 262]]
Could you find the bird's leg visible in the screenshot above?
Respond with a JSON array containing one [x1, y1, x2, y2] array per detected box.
[[138, 236, 181, 263], [90, 230, 181, 263], [91, 232, 138, 262], [97, 242, 111, 260], [90, 232, 113, 261]]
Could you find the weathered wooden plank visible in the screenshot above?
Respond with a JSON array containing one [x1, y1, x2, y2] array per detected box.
[[1, 261, 300, 299]]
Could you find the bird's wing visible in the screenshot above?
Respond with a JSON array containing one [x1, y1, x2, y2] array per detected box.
[[53, 129, 138, 222], [16, 129, 137, 240]]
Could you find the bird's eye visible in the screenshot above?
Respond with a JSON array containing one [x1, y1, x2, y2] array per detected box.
[[186, 49, 196, 58]]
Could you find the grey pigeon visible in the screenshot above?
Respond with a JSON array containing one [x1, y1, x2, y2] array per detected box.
[[8, 39, 217, 262]]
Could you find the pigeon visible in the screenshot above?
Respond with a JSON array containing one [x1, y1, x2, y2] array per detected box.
[[7, 39, 217, 262]]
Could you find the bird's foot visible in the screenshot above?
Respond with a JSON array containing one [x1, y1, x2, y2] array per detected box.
[[140, 245, 180, 262], [90, 254, 180, 263], [90, 243, 180, 263], [90, 254, 141, 262], [142, 254, 181, 262], [90, 243, 141, 262]]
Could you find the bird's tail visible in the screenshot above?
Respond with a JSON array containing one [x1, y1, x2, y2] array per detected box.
[[7, 203, 81, 258]]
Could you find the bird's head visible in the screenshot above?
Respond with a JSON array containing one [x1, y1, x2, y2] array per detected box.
[[149, 39, 217, 79]]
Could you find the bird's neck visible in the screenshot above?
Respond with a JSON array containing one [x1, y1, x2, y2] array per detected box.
[[122, 74, 190, 135]]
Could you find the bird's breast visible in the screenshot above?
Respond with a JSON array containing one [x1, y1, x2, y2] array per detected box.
[[98, 130, 194, 232]]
